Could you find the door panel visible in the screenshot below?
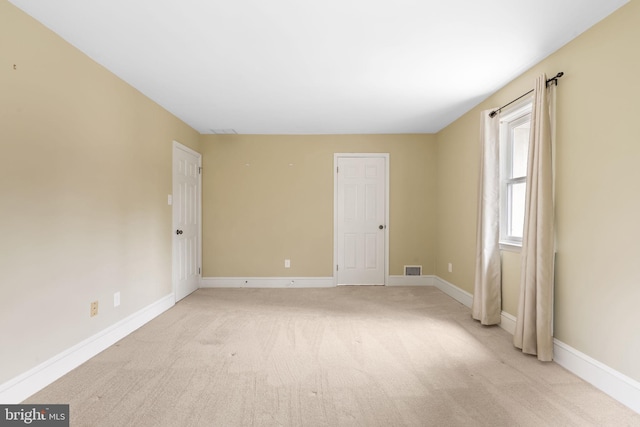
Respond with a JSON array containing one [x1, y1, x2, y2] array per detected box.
[[173, 144, 201, 301], [337, 156, 386, 285]]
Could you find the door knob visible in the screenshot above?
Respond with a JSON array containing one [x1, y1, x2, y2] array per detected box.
[[379, 225, 384, 230], [176, 229, 183, 235]]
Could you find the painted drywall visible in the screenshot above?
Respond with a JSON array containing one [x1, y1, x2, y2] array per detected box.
[[500, 250, 521, 316], [200, 134, 436, 278], [435, 1, 640, 382], [0, 0, 199, 384]]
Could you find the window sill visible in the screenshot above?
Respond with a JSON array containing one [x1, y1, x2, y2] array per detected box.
[[500, 242, 522, 253]]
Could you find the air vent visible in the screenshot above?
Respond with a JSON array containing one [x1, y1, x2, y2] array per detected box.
[[209, 129, 237, 134], [404, 265, 422, 276]]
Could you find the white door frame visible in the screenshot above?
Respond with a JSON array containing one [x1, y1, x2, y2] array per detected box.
[[172, 141, 202, 301], [333, 153, 390, 286]]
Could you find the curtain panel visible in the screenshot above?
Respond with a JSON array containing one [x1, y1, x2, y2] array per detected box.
[[513, 74, 556, 361], [472, 110, 502, 325]]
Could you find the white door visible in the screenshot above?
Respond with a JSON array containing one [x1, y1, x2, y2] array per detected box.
[[173, 142, 201, 301], [336, 155, 387, 285]]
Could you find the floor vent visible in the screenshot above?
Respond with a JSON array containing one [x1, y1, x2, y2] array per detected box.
[[404, 265, 422, 276]]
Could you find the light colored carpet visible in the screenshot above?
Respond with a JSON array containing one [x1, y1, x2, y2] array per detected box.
[[26, 286, 640, 426]]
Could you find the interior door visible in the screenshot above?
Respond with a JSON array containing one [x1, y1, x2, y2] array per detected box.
[[173, 142, 201, 301], [336, 156, 387, 285]]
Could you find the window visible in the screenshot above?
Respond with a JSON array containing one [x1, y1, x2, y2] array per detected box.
[[499, 100, 532, 248]]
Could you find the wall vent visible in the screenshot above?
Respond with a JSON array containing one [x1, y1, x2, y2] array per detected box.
[[209, 129, 238, 134], [404, 265, 422, 276]]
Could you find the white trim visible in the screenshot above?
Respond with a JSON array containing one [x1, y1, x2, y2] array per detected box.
[[499, 100, 533, 246], [432, 276, 473, 308], [499, 242, 522, 253], [387, 275, 434, 287], [553, 340, 640, 414], [4, 277, 638, 416], [333, 153, 390, 286], [429, 275, 516, 333], [0, 294, 175, 404], [431, 276, 640, 414], [200, 277, 335, 288], [499, 310, 517, 335], [172, 140, 201, 158]]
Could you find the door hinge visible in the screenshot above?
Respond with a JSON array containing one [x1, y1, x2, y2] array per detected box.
[[198, 167, 202, 174], [198, 267, 201, 275], [336, 264, 339, 271], [336, 166, 339, 173]]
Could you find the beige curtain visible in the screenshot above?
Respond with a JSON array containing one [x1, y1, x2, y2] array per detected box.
[[514, 74, 556, 361], [472, 110, 501, 325]]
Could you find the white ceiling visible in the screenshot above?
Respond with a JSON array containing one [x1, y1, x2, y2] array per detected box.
[[10, 0, 627, 134]]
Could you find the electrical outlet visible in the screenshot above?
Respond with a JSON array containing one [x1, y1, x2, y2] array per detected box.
[[448, 263, 453, 273], [284, 259, 291, 268], [90, 301, 99, 317], [114, 292, 121, 307]]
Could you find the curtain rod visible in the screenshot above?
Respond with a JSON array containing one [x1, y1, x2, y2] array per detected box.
[[489, 72, 564, 118]]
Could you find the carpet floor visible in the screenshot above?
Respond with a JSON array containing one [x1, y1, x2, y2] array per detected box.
[[26, 286, 640, 426]]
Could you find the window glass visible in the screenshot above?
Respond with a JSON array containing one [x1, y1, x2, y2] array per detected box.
[[508, 181, 526, 238], [511, 123, 529, 178], [499, 100, 532, 247]]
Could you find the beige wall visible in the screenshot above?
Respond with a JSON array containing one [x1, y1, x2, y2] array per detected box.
[[4, 0, 639, 397], [201, 134, 436, 277], [436, 1, 640, 382], [0, 1, 199, 384]]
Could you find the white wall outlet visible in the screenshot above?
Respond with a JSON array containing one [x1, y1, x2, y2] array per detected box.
[[448, 263, 453, 273], [284, 259, 291, 268], [167, 194, 172, 205], [114, 291, 121, 307]]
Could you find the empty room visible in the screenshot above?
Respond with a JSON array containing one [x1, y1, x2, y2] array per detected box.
[[1, 0, 639, 425]]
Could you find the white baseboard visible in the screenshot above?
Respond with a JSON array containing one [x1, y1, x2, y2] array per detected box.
[[432, 276, 473, 308], [4, 278, 638, 416], [202, 276, 435, 288], [200, 277, 335, 288], [431, 277, 517, 335], [430, 276, 640, 414], [387, 275, 434, 286], [553, 339, 640, 414], [500, 311, 517, 335], [0, 293, 175, 404]]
